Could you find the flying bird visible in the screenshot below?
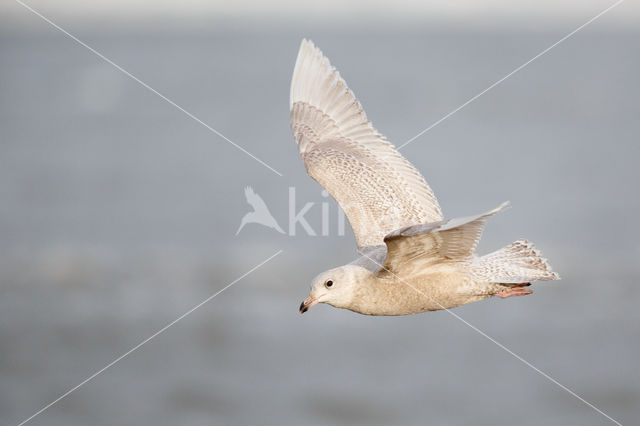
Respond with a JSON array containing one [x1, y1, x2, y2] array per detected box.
[[236, 186, 284, 235], [291, 40, 559, 316]]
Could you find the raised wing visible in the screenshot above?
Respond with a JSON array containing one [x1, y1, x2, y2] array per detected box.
[[290, 39, 442, 248], [380, 202, 509, 276]]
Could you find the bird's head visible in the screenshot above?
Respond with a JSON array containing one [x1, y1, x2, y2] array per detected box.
[[299, 265, 372, 313]]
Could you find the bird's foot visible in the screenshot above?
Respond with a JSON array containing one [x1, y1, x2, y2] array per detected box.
[[495, 284, 532, 299]]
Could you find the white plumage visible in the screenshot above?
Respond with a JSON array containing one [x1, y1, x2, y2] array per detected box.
[[292, 40, 559, 316], [290, 39, 442, 248]]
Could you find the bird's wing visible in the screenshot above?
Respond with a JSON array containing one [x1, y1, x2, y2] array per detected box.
[[290, 39, 442, 249], [379, 202, 509, 276], [351, 245, 388, 273], [244, 186, 269, 212]]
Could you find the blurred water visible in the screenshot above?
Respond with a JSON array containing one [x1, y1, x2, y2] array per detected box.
[[1, 28, 639, 425]]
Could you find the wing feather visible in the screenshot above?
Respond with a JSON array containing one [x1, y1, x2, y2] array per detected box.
[[381, 202, 510, 276], [290, 39, 442, 248]]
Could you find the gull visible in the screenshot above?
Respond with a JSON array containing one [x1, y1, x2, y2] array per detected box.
[[291, 40, 559, 316], [236, 186, 284, 235]]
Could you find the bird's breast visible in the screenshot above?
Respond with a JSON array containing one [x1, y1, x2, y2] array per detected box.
[[350, 264, 479, 315]]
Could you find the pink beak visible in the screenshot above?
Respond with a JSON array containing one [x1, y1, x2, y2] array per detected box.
[[299, 296, 318, 313]]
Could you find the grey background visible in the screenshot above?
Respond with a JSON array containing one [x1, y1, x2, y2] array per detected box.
[[1, 4, 639, 426]]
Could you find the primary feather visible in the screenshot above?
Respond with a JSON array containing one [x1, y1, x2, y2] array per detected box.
[[290, 39, 442, 248]]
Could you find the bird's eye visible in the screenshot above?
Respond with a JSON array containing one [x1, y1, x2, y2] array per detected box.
[[325, 280, 333, 288]]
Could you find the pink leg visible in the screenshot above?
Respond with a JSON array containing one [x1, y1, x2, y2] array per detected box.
[[495, 284, 533, 299]]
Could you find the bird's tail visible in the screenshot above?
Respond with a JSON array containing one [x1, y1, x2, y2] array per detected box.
[[471, 239, 560, 284]]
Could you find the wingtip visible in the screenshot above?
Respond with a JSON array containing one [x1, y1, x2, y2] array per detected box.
[[300, 38, 316, 51], [493, 201, 511, 214], [297, 38, 319, 60], [486, 201, 511, 216], [292, 39, 322, 109]]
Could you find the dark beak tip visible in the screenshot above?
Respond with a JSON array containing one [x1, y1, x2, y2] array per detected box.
[[299, 301, 308, 314]]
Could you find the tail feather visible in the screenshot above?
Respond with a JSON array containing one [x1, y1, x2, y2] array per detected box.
[[471, 239, 559, 284]]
